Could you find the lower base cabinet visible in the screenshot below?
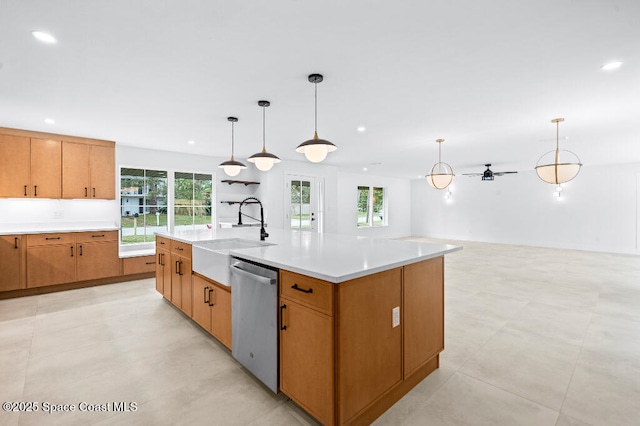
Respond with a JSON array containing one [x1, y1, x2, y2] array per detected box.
[[0, 235, 26, 291], [192, 274, 232, 349]]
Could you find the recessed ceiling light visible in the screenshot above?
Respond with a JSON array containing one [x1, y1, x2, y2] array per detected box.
[[188, 140, 195, 145], [32, 31, 57, 44], [601, 61, 622, 71], [357, 126, 366, 132], [44, 118, 55, 124], [363, 167, 368, 171]]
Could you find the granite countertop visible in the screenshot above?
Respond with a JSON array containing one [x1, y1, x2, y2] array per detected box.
[[156, 228, 462, 283]]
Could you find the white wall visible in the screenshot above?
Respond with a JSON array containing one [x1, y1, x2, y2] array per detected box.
[[411, 162, 640, 254], [336, 172, 412, 238]]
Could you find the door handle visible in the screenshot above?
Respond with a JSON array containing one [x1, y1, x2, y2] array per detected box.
[[291, 283, 313, 294], [280, 304, 287, 330], [175, 260, 180, 275], [84, 187, 88, 197], [204, 286, 210, 304], [34, 185, 38, 197], [79, 245, 83, 256], [208, 288, 215, 307], [93, 187, 96, 198], [14, 237, 18, 249], [24, 185, 27, 196], [70, 246, 74, 257], [311, 212, 315, 221]]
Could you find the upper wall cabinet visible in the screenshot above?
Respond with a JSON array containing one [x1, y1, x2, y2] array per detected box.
[[61, 141, 115, 200], [0, 127, 116, 200], [0, 134, 61, 198]]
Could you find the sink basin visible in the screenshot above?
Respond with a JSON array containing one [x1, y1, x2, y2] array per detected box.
[[192, 238, 274, 287]]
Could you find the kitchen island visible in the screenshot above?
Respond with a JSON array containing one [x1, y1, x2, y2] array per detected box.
[[155, 228, 461, 425]]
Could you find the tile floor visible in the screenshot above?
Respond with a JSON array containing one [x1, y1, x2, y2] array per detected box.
[[1, 239, 639, 425]]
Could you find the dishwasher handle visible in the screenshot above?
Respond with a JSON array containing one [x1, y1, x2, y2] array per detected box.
[[229, 264, 276, 285]]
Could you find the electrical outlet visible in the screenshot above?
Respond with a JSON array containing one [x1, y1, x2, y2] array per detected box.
[[392, 306, 400, 328]]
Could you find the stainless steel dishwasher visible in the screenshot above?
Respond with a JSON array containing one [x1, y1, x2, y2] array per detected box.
[[229, 258, 279, 393]]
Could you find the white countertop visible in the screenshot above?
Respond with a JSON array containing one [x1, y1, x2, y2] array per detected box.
[[0, 222, 119, 235], [157, 228, 462, 283]]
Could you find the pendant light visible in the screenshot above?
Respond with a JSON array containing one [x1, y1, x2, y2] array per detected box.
[[535, 118, 582, 184], [248, 100, 281, 171], [218, 117, 246, 177], [296, 73, 337, 163], [425, 139, 454, 190]]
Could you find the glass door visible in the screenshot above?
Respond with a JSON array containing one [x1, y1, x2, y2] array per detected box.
[[286, 175, 317, 231]]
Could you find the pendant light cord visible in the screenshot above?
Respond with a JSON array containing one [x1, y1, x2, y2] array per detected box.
[[314, 81, 318, 136], [231, 121, 235, 159], [262, 106, 266, 149]]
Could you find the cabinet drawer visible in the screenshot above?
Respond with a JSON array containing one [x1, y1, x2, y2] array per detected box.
[[76, 230, 118, 243], [27, 233, 75, 247], [280, 270, 334, 316], [171, 240, 192, 258], [156, 235, 170, 249], [122, 255, 156, 275]]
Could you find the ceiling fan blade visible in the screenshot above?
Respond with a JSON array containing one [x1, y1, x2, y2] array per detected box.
[[493, 171, 518, 176], [461, 173, 483, 176]]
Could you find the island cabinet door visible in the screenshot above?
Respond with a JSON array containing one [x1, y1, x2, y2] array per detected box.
[[170, 253, 183, 308], [210, 284, 232, 349], [280, 297, 334, 426], [337, 267, 403, 425], [403, 257, 444, 377], [192, 275, 212, 333]]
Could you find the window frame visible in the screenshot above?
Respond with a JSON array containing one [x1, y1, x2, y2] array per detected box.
[[357, 185, 387, 228]]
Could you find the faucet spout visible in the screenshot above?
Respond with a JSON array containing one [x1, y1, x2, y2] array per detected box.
[[239, 197, 269, 241]]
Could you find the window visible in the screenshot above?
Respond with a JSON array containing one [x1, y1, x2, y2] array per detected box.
[[174, 172, 213, 231], [357, 186, 386, 227], [120, 168, 168, 244]]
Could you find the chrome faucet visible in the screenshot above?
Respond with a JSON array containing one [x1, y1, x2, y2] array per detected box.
[[238, 197, 269, 241]]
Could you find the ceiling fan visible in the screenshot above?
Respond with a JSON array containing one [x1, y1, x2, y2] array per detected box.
[[462, 164, 518, 181]]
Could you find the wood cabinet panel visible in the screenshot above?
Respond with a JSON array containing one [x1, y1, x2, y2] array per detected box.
[[170, 239, 192, 258], [122, 255, 156, 275], [210, 284, 232, 349], [76, 241, 119, 281], [156, 236, 170, 250], [180, 257, 193, 317], [280, 270, 333, 315], [62, 141, 91, 199], [0, 134, 30, 198], [27, 244, 76, 288], [27, 233, 75, 247], [280, 297, 334, 425], [170, 253, 183, 308], [0, 235, 25, 291], [75, 230, 118, 243], [30, 138, 61, 198], [403, 257, 444, 377], [156, 248, 171, 298], [192, 275, 212, 332], [337, 267, 403, 423], [89, 144, 115, 199]]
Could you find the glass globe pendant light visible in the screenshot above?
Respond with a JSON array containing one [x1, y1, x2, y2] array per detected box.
[[218, 117, 246, 177], [296, 73, 337, 163], [425, 139, 454, 190], [248, 100, 281, 171], [535, 118, 582, 184]]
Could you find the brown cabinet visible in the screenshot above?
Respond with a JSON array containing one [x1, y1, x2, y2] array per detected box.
[[26, 231, 119, 288], [62, 141, 115, 199], [0, 235, 26, 291], [279, 257, 445, 426], [155, 236, 171, 297], [280, 270, 335, 425], [75, 231, 119, 281], [0, 134, 61, 198], [26, 233, 77, 288], [122, 255, 156, 275], [192, 274, 232, 349], [171, 252, 192, 316]]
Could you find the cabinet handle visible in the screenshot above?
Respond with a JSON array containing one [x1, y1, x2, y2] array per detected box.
[[91, 234, 105, 238], [176, 247, 183, 251], [45, 237, 61, 240], [280, 304, 287, 330], [34, 185, 38, 197], [14, 237, 18, 249], [161, 253, 165, 266], [208, 288, 215, 307], [70, 246, 74, 257], [203, 286, 210, 304], [145, 261, 155, 265], [159, 241, 165, 245], [93, 187, 96, 198], [85, 187, 88, 197], [175, 260, 180, 275], [24, 185, 27, 196], [157, 253, 162, 266], [291, 283, 313, 294], [79, 245, 83, 256]]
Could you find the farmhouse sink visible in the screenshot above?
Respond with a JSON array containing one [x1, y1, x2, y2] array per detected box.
[[192, 238, 274, 287]]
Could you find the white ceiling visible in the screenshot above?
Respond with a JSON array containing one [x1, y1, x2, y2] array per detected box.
[[1, 0, 638, 179]]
